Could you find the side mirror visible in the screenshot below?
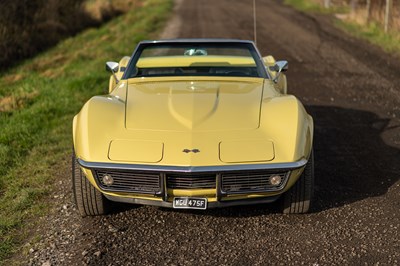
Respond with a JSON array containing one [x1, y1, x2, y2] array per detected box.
[[106, 61, 119, 73], [269, 60, 288, 82], [106, 61, 119, 84], [269, 60, 288, 72]]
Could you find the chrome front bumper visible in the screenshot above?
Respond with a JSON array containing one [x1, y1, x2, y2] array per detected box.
[[104, 194, 281, 208], [78, 158, 307, 208], [78, 158, 307, 173]]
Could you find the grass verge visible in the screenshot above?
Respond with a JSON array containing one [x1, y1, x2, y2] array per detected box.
[[0, 0, 173, 262], [284, 0, 400, 56], [335, 20, 400, 56], [284, 0, 348, 14]]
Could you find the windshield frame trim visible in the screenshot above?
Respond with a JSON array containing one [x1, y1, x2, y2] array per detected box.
[[122, 41, 270, 80]]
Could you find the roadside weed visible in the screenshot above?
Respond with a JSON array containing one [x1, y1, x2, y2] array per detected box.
[[0, 0, 172, 262]]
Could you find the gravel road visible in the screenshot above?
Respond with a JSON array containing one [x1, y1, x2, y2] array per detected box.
[[23, 0, 400, 265]]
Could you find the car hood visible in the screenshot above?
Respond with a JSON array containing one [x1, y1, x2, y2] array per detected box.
[[125, 78, 264, 132]]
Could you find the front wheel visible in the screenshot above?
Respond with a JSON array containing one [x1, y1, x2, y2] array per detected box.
[[72, 153, 111, 217], [281, 151, 314, 214]]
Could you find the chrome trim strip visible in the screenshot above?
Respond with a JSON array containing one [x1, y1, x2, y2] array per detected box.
[[139, 39, 255, 44], [78, 158, 307, 173], [103, 194, 280, 209]]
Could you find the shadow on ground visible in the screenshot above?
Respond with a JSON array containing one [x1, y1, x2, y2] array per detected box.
[[308, 105, 400, 212]]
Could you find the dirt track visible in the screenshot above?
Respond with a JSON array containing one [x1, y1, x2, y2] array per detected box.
[[25, 0, 400, 265]]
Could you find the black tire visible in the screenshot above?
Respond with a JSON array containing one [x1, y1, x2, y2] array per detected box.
[[72, 153, 110, 217], [281, 151, 314, 214]]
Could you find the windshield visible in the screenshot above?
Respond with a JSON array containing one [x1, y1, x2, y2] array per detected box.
[[124, 42, 266, 78]]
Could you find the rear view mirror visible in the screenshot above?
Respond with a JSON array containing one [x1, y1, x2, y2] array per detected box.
[[184, 48, 208, 56]]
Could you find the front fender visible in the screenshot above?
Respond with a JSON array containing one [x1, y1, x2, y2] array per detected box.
[[73, 95, 126, 162], [260, 95, 313, 163]]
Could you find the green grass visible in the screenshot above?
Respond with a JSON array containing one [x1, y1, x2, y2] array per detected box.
[[284, 0, 348, 13], [0, 0, 173, 262], [336, 20, 400, 56], [284, 0, 400, 56]]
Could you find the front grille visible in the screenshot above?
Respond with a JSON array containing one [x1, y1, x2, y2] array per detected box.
[[167, 173, 216, 189], [221, 171, 289, 194], [92, 168, 288, 195], [93, 169, 161, 194]]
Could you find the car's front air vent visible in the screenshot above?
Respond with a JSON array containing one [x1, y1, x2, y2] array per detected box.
[[93, 169, 162, 194], [167, 173, 216, 189], [221, 171, 289, 194]]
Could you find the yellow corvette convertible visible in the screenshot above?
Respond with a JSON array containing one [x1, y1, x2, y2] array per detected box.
[[72, 39, 314, 216]]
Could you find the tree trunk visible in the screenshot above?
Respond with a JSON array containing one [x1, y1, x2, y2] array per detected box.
[[350, 0, 358, 14], [366, 0, 372, 23], [384, 0, 393, 33]]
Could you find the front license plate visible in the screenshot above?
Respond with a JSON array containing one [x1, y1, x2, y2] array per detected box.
[[173, 197, 207, 210]]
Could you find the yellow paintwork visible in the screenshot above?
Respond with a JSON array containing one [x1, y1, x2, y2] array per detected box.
[[73, 55, 313, 204], [125, 78, 263, 132], [219, 140, 274, 163], [108, 140, 164, 163], [137, 56, 256, 68]]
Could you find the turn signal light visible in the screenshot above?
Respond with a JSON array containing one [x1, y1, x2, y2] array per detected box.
[[270, 175, 282, 186], [102, 174, 114, 186]]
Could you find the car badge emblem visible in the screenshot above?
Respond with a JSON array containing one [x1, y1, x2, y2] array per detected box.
[[182, 149, 200, 153]]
